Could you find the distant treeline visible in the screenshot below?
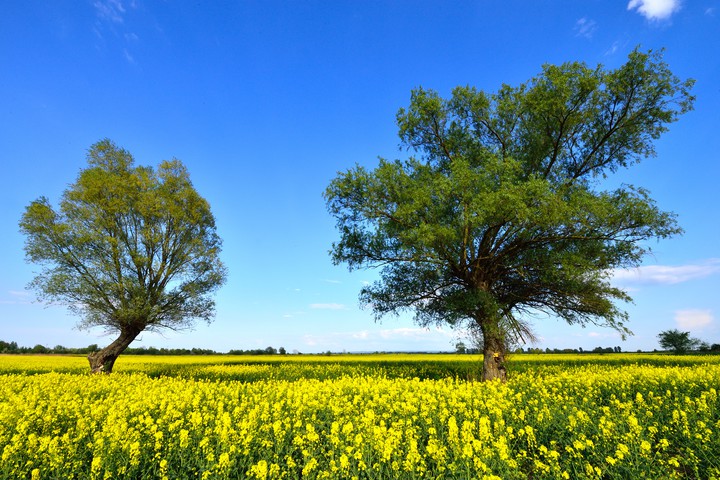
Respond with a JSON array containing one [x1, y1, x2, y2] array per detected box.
[[0, 340, 289, 356], [456, 344, 720, 355], [524, 346, 625, 354], [0, 340, 98, 355], [516, 345, 720, 354], [5, 339, 719, 356], [456, 344, 630, 355]]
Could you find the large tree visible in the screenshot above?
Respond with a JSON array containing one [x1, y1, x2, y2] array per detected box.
[[20, 140, 227, 373], [325, 49, 694, 380]]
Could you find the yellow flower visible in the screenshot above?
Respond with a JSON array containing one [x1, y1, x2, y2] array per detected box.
[[249, 460, 268, 480], [302, 457, 318, 476]]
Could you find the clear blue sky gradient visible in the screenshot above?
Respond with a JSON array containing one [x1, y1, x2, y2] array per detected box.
[[2, 1, 718, 353]]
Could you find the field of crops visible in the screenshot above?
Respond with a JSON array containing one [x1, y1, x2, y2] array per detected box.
[[1, 354, 719, 479]]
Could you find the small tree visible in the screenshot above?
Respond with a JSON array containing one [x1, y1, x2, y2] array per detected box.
[[325, 49, 693, 381], [20, 140, 227, 373], [657, 329, 701, 354]]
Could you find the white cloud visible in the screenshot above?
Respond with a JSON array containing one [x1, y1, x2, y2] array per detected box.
[[0, 290, 32, 305], [301, 327, 454, 350], [605, 41, 621, 56], [94, 0, 127, 23], [352, 330, 369, 339], [379, 327, 452, 340], [122, 49, 135, 64], [613, 259, 720, 286], [627, 0, 681, 20], [323, 279, 342, 284], [574, 17, 598, 38], [93, 0, 139, 64], [309, 303, 346, 310], [301, 331, 362, 348], [674, 309, 713, 330]]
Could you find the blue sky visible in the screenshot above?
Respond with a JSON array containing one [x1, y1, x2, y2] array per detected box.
[[1, 0, 718, 353]]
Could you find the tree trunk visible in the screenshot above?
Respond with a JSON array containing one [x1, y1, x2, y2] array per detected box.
[[87, 327, 141, 373], [481, 322, 507, 382]]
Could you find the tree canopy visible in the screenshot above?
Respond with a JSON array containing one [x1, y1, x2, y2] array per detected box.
[[20, 139, 227, 372], [325, 49, 694, 380], [657, 329, 701, 354]]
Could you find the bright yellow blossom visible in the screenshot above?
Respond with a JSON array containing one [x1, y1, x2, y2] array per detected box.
[[0, 354, 718, 479]]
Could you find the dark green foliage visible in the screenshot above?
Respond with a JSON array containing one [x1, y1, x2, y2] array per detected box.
[[657, 329, 702, 354], [325, 49, 693, 378], [0, 340, 20, 353]]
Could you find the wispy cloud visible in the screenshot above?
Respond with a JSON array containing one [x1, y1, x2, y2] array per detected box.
[[675, 309, 713, 330], [94, 0, 127, 24], [302, 326, 453, 349], [574, 17, 598, 38], [613, 259, 720, 286], [0, 290, 32, 305], [93, 0, 139, 64], [605, 40, 621, 56], [627, 0, 682, 21], [309, 303, 346, 310], [352, 330, 369, 339], [379, 327, 440, 340]]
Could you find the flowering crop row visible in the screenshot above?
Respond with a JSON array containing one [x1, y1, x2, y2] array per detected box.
[[1, 358, 719, 479], [2, 352, 717, 379]]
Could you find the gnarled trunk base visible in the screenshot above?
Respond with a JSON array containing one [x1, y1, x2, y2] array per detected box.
[[481, 322, 507, 382], [482, 349, 507, 382], [87, 328, 140, 373]]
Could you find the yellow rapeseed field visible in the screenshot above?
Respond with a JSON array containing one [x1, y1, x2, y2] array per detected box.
[[1, 354, 718, 479]]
